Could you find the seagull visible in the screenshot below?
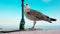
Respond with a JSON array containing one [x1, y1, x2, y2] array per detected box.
[[24, 4, 56, 29]]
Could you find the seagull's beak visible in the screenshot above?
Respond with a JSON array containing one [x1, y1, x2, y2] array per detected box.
[[24, 4, 25, 6], [24, 4, 26, 6]]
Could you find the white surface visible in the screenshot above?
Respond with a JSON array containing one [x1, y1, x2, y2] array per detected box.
[[2, 29, 60, 34]]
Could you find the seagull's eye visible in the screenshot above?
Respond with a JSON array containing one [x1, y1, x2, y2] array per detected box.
[[27, 12, 30, 14]]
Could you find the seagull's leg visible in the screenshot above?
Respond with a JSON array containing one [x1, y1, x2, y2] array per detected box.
[[28, 21, 36, 30], [31, 21, 36, 29]]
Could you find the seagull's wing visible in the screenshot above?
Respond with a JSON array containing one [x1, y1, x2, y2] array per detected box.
[[27, 9, 45, 20]]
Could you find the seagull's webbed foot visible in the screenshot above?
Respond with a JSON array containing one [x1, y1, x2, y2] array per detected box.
[[28, 27, 35, 30]]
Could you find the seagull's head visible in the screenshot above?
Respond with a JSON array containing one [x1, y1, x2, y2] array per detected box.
[[24, 4, 30, 9]]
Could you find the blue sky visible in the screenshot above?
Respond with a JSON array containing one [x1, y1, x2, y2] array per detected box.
[[0, 0, 60, 30]]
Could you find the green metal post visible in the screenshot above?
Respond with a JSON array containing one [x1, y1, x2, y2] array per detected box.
[[19, 0, 25, 31]]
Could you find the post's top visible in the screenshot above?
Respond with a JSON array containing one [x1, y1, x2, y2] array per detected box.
[[21, 0, 24, 1]]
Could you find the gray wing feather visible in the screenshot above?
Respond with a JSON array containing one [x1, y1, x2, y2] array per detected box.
[[29, 9, 45, 20]]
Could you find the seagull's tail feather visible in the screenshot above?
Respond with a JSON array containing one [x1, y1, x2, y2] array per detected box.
[[50, 18, 56, 21]]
